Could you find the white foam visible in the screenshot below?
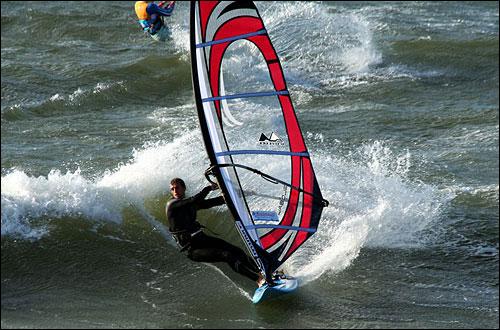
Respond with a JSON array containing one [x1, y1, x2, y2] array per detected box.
[[260, 2, 382, 85], [45, 81, 125, 105], [1, 130, 208, 239], [1, 168, 123, 239], [287, 141, 454, 284], [166, 3, 190, 60]]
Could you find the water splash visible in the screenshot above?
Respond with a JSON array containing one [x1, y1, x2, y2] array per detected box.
[[1, 119, 452, 293], [1, 130, 207, 239], [261, 2, 382, 85], [289, 141, 453, 284]]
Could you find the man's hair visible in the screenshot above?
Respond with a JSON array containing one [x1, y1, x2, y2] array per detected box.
[[170, 177, 186, 189]]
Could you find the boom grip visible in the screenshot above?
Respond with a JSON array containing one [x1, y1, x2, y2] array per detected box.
[[204, 165, 218, 185]]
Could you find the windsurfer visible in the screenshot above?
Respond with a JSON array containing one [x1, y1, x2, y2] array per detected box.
[[134, 1, 175, 42], [166, 177, 266, 287]]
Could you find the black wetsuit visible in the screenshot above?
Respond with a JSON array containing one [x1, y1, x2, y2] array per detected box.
[[166, 186, 261, 282]]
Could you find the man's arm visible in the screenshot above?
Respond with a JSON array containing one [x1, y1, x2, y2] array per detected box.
[[167, 186, 212, 210], [198, 196, 226, 210], [149, 2, 175, 17]]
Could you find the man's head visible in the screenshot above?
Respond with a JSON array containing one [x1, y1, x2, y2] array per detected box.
[[170, 177, 186, 199]]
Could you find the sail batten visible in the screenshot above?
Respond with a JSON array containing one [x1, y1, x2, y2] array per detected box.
[[215, 150, 309, 157], [202, 90, 289, 102], [196, 29, 267, 48], [246, 225, 317, 233]]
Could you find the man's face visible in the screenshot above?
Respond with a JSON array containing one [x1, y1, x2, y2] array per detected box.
[[170, 183, 186, 199]]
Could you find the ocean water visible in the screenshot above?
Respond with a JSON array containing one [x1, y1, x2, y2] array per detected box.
[[1, 1, 498, 328]]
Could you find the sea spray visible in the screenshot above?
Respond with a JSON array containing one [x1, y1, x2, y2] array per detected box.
[[1, 131, 208, 240], [289, 141, 452, 283]]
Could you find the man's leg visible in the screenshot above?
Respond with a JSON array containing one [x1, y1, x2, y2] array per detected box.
[[187, 234, 261, 282]]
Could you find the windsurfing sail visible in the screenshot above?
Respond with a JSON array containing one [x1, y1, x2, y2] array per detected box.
[[190, 1, 328, 282]]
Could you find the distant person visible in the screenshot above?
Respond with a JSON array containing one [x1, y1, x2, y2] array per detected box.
[[134, 1, 175, 42], [166, 177, 266, 287]]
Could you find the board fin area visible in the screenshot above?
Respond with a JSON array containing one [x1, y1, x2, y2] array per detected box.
[[252, 277, 298, 304], [252, 272, 298, 304]]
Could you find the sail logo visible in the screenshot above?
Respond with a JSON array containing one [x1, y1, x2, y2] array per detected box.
[[258, 132, 285, 146]]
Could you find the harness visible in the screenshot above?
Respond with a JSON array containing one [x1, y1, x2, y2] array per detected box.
[[170, 228, 203, 252]]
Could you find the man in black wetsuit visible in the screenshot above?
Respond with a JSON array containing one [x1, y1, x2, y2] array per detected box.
[[166, 177, 265, 287]]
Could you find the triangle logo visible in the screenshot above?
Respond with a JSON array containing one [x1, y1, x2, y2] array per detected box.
[[269, 132, 280, 141]]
